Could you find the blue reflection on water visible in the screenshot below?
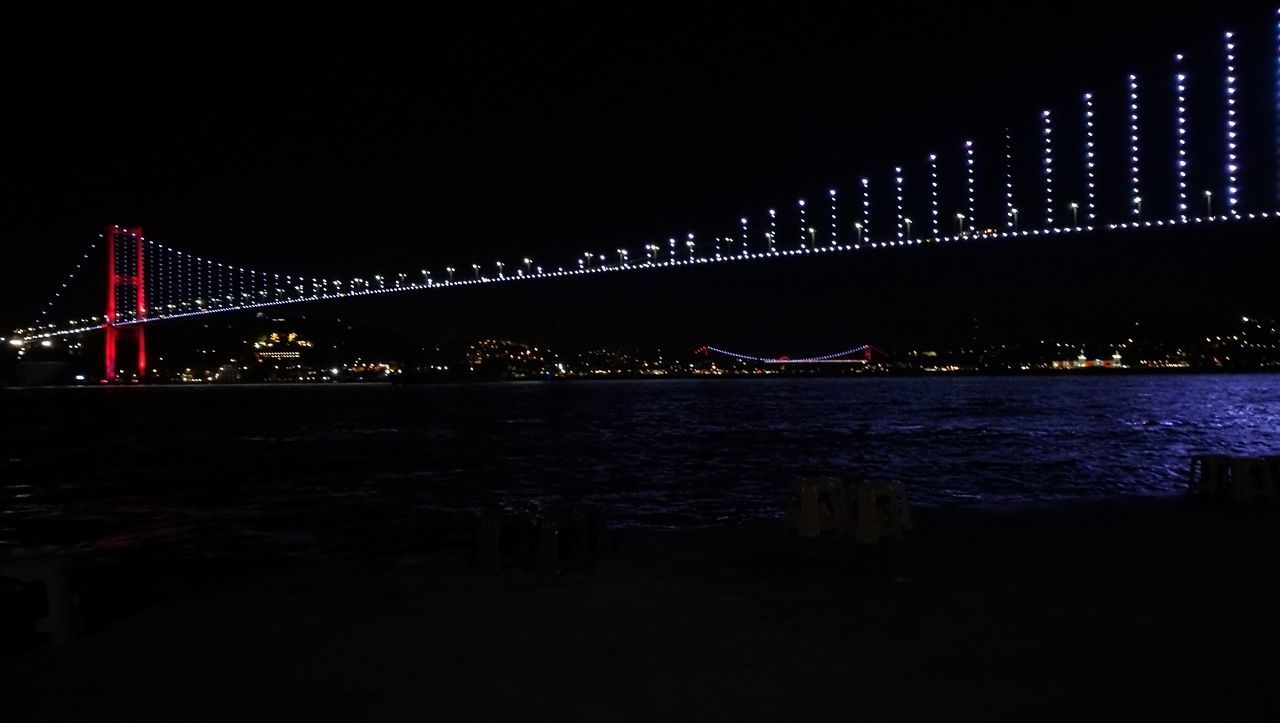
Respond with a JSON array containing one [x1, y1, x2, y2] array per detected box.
[[2, 375, 1278, 561]]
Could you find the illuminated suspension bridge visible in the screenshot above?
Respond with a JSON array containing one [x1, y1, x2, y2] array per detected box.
[[696, 346, 885, 365], [9, 10, 1280, 380]]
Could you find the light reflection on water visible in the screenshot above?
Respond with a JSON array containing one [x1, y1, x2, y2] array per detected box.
[[2, 376, 1278, 562]]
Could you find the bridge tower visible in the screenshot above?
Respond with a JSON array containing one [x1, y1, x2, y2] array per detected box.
[[103, 226, 146, 381]]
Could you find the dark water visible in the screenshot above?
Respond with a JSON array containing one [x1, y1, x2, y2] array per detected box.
[[3, 376, 1279, 563]]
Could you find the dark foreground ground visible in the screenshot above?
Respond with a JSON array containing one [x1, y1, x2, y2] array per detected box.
[[5, 498, 1280, 721]]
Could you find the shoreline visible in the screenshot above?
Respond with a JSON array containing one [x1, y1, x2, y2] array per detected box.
[[5, 367, 1280, 391]]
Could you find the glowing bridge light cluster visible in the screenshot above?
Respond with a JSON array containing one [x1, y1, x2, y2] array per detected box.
[[12, 8, 1280, 350], [1042, 110, 1055, 227], [965, 140, 976, 234], [1004, 129, 1016, 229], [1225, 31, 1240, 214], [1129, 74, 1142, 218], [828, 189, 838, 246], [894, 167, 905, 243], [1084, 92, 1097, 223], [860, 177, 871, 245], [929, 154, 941, 239], [798, 199, 808, 248], [1175, 55, 1189, 218]]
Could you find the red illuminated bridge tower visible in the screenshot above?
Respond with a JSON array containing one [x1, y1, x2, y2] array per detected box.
[[103, 225, 146, 381]]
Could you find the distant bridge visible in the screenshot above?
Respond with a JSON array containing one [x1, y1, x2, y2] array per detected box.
[[696, 345, 886, 364]]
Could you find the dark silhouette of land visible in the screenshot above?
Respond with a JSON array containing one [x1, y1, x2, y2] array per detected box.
[[5, 498, 1280, 721]]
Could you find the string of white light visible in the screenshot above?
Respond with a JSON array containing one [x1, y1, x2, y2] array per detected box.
[[828, 189, 838, 246], [860, 177, 871, 245], [798, 199, 808, 248], [27, 237, 97, 328], [1225, 31, 1240, 214], [1175, 55, 1189, 219], [929, 154, 941, 239], [894, 167, 905, 244], [1042, 111, 1055, 227], [1004, 130, 1017, 230], [965, 140, 976, 234], [1084, 93, 1097, 223], [1129, 74, 1142, 218]]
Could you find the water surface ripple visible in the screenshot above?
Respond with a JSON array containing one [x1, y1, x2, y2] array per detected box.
[[3, 376, 1278, 561]]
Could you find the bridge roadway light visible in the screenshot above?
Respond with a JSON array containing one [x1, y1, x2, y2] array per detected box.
[[956, 213, 965, 234], [903, 219, 912, 241], [1070, 202, 1079, 226], [496, 261, 504, 277], [807, 227, 816, 246], [854, 222, 863, 243], [523, 258, 532, 272], [1205, 190, 1213, 216], [1133, 196, 1142, 218], [1012, 208, 1019, 230], [472, 263, 480, 279], [446, 267, 455, 281]]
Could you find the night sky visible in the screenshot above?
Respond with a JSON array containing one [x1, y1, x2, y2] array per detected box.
[[3, 2, 1276, 353]]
